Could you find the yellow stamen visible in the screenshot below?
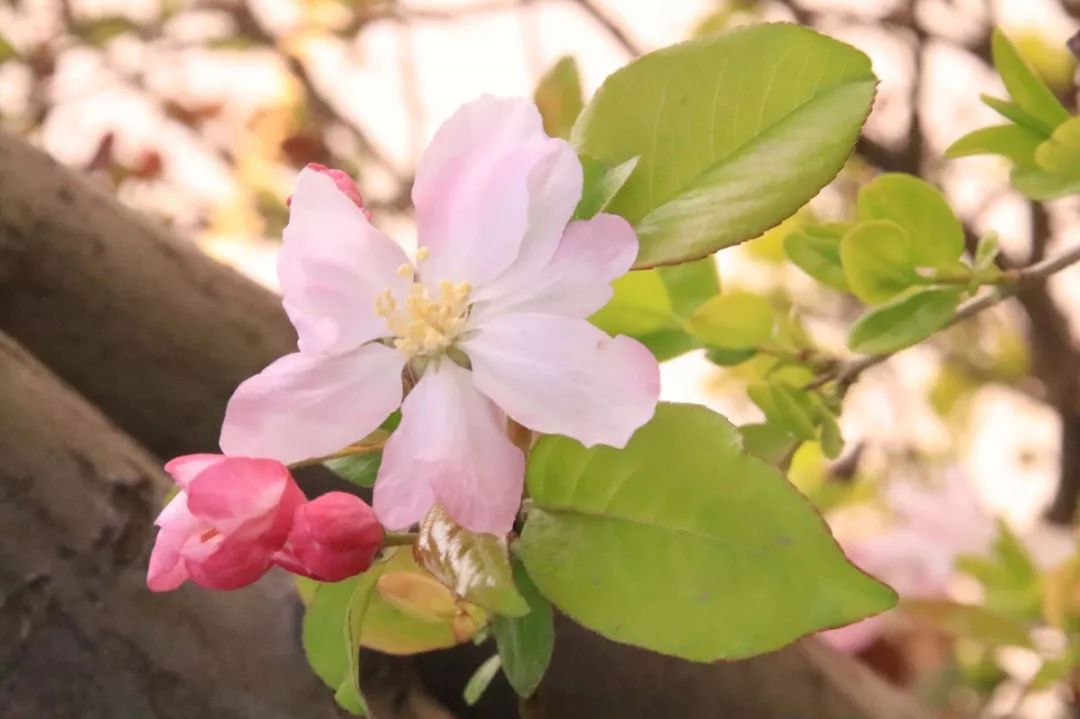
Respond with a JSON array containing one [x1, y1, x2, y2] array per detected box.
[[373, 278, 472, 358], [416, 246, 430, 262]]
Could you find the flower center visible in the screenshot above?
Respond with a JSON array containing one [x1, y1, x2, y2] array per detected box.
[[374, 264, 471, 359]]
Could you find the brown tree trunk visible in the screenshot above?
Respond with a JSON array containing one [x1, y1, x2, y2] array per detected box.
[[0, 129, 930, 718], [0, 332, 337, 718]]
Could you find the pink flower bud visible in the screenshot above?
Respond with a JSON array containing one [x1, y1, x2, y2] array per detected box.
[[273, 492, 383, 582], [287, 163, 373, 221], [147, 454, 305, 592]]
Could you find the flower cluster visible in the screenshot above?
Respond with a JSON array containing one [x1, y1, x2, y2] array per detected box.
[[147, 95, 660, 591], [147, 455, 382, 591]]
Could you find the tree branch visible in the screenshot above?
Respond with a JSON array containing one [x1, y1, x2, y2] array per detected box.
[[806, 242, 1080, 394]]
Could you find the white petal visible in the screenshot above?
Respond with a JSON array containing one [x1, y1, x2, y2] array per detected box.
[[462, 314, 660, 448], [374, 360, 523, 535], [280, 167, 409, 355], [220, 343, 405, 465]]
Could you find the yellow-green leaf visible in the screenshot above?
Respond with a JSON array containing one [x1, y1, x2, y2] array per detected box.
[[685, 292, 773, 349]]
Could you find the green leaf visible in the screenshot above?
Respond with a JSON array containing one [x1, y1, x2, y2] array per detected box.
[[747, 381, 818, 441], [1034, 116, 1080, 175], [302, 567, 385, 716], [325, 452, 381, 488], [847, 288, 962, 355], [783, 223, 850, 291], [856, 174, 964, 266], [656, 258, 720, 317], [574, 156, 639, 221], [840, 220, 918, 304], [991, 29, 1069, 133], [705, 346, 757, 366], [974, 232, 1000, 272], [361, 550, 486, 655], [818, 410, 844, 460], [0, 33, 17, 63], [944, 124, 1043, 164], [685, 292, 773, 349], [572, 24, 877, 268], [739, 422, 799, 465], [590, 269, 675, 336], [415, 504, 528, 617], [902, 599, 1032, 648], [534, 56, 584, 140], [518, 403, 897, 662], [1011, 164, 1080, 200], [464, 654, 503, 706], [492, 558, 554, 698], [978, 95, 1052, 136]]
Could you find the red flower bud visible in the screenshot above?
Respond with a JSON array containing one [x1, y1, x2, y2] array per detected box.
[[273, 492, 383, 582]]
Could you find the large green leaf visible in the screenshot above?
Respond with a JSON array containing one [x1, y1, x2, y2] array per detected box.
[[518, 403, 897, 662], [991, 29, 1069, 134], [944, 124, 1043, 164], [847, 288, 962, 355], [856, 174, 964, 266], [574, 156, 639, 220], [572, 23, 876, 268], [492, 558, 554, 698], [840, 220, 918, 304], [415, 504, 528, 617]]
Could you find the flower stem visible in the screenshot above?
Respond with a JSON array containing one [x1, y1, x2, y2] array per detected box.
[[383, 531, 417, 547]]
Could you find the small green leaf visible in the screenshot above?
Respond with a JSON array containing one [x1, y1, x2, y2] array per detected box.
[[518, 403, 896, 662], [739, 422, 799, 465], [464, 654, 503, 706], [847, 288, 962, 355], [747, 382, 818, 441], [1012, 163, 1080, 200], [991, 29, 1069, 133], [362, 550, 487, 655], [1034, 116, 1080, 175], [415, 505, 528, 617], [705, 346, 757, 367], [783, 224, 850, 291], [492, 558, 554, 698], [944, 124, 1043, 164], [856, 174, 964, 267], [72, 16, 140, 45], [325, 452, 381, 488], [590, 269, 675, 336], [974, 232, 1000, 272], [840, 220, 918, 304], [657, 258, 720, 318], [0, 33, 17, 63], [902, 599, 1032, 648], [574, 156, 639, 220], [534, 56, 584, 140], [978, 95, 1052, 136], [572, 24, 877, 267], [685, 292, 773, 349], [817, 410, 844, 460]]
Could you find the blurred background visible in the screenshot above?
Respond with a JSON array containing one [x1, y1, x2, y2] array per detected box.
[[3, 0, 1080, 716]]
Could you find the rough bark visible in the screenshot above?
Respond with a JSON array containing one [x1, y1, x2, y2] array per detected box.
[[0, 332, 337, 719], [0, 129, 296, 459], [0, 129, 930, 718]]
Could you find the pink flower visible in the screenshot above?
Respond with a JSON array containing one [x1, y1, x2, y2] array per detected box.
[[147, 454, 305, 591], [220, 96, 660, 535], [272, 492, 384, 582], [820, 473, 995, 652]]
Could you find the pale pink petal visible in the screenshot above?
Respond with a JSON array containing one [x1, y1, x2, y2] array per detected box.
[[470, 142, 583, 303], [461, 314, 660, 448], [186, 457, 297, 537], [471, 214, 638, 323], [163, 454, 226, 491], [413, 96, 573, 288], [220, 343, 405, 465], [279, 166, 409, 355], [374, 360, 524, 535], [147, 493, 202, 591], [819, 616, 888, 653]]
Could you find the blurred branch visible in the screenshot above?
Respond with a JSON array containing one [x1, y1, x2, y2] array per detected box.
[[568, 0, 643, 56], [806, 242, 1080, 395]]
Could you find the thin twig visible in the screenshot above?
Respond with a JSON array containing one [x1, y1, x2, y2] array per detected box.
[[805, 242, 1080, 393], [568, 0, 643, 56]]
